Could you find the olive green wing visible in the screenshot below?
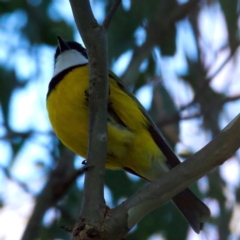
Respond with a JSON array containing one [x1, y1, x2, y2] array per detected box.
[[108, 70, 181, 169]]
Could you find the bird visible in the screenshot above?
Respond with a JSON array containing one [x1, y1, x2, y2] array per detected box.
[[46, 36, 211, 233]]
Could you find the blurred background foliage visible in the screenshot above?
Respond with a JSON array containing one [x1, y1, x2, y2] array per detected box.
[[0, 0, 240, 239]]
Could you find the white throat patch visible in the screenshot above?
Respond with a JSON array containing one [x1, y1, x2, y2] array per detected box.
[[53, 49, 88, 76]]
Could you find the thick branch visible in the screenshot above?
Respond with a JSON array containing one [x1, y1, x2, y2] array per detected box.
[[69, 0, 98, 41], [69, 0, 111, 237], [112, 113, 240, 230]]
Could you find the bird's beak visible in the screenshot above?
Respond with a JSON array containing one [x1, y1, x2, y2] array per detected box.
[[57, 36, 70, 53]]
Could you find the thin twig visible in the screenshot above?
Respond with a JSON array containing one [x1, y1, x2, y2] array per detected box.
[[206, 50, 235, 83], [162, 0, 200, 29], [157, 95, 240, 126], [178, 42, 240, 112], [222, 95, 240, 104], [103, 0, 122, 29], [0, 164, 32, 194]]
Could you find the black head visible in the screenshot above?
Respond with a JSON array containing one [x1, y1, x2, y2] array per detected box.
[[54, 36, 88, 64]]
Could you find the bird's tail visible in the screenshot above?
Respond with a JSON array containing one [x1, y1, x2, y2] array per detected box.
[[172, 188, 211, 233]]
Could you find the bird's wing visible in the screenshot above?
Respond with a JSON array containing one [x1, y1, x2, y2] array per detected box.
[[108, 70, 181, 170]]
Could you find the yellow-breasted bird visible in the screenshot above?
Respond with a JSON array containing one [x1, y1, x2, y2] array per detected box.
[[47, 36, 210, 233]]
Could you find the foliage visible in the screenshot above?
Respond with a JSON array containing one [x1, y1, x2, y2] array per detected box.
[[0, 0, 240, 239]]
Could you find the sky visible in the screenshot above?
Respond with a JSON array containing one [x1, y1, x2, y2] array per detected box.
[[0, 0, 240, 240]]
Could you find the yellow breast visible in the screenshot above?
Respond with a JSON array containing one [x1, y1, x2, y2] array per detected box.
[[47, 65, 165, 180]]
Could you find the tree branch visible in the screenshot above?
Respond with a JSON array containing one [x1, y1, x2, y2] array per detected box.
[[68, 0, 123, 238], [179, 45, 240, 113], [112, 113, 240, 231], [162, 0, 200, 29], [103, 0, 122, 30], [69, 0, 98, 39], [122, 0, 199, 85], [156, 95, 240, 127], [69, 0, 108, 225], [0, 164, 32, 194], [21, 149, 80, 240]]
